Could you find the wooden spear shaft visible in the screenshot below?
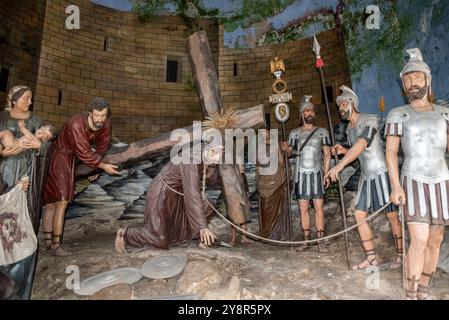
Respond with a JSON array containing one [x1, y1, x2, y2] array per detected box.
[[281, 121, 294, 250], [318, 67, 351, 269]]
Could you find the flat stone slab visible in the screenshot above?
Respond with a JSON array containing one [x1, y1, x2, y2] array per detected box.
[[74, 267, 143, 296]]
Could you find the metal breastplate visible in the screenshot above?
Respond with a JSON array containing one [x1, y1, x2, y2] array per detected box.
[[296, 128, 325, 173], [347, 114, 386, 178], [400, 105, 449, 183]]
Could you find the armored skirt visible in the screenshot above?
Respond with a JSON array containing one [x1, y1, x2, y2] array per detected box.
[[354, 169, 397, 213], [293, 171, 325, 200], [400, 175, 449, 226]]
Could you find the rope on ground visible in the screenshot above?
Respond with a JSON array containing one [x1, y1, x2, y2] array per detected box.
[[161, 178, 391, 246]]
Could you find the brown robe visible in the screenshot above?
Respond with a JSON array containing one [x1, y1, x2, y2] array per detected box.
[[124, 162, 219, 250], [43, 113, 111, 204], [256, 147, 291, 240]]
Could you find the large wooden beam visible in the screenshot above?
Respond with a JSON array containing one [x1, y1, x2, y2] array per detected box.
[[187, 30, 255, 226], [75, 105, 266, 177], [186, 31, 222, 115]]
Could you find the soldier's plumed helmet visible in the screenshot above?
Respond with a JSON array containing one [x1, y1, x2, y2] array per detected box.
[[400, 48, 431, 79], [299, 95, 314, 113], [336, 85, 359, 112]]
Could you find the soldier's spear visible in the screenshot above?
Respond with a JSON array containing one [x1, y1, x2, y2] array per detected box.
[[313, 35, 351, 269]]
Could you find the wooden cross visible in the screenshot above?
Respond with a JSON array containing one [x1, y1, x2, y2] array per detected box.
[[186, 31, 266, 227]]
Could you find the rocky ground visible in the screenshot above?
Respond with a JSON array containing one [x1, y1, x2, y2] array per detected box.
[[31, 160, 449, 300]]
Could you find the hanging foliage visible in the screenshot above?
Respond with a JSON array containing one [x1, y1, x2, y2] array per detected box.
[[132, 0, 219, 35]]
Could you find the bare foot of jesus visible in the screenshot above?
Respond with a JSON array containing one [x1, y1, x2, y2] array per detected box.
[[115, 228, 127, 254]]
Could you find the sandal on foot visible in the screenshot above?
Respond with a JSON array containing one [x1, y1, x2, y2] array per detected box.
[[296, 229, 311, 252], [50, 234, 70, 256], [51, 244, 70, 256], [417, 285, 433, 300], [351, 251, 378, 270], [43, 231, 52, 250], [316, 230, 328, 253], [390, 235, 404, 269], [406, 276, 420, 300], [352, 238, 378, 270], [417, 272, 434, 300]]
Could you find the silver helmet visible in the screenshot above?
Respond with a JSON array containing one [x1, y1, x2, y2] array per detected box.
[[400, 48, 431, 79], [336, 85, 359, 112], [299, 95, 314, 114]]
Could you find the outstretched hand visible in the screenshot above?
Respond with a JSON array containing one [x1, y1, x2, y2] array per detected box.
[[200, 228, 217, 247], [325, 164, 343, 182], [101, 163, 122, 175]]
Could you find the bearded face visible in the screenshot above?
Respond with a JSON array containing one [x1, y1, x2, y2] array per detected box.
[[341, 109, 352, 120], [302, 108, 316, 125], [403, 72, 429, 102], [338, 101, 352, 120], [0, 213, 23, 252], [304, 115, 315, 124], [89, 108, 109, 130], [405, 83, 428, 101]]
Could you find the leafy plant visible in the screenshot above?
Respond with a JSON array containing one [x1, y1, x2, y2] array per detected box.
[[132, 0, 219, 35]]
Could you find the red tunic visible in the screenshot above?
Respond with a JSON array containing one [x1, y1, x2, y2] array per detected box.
[[43, 113, 111, 204]]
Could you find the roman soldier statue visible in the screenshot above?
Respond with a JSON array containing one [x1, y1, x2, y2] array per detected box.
[[385, 48, 449, 299], [326, 86, 403, 270], [281, 95, 331, 252]]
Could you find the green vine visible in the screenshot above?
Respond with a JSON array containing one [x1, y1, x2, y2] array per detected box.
[[259, 13, 335, 45], [221, 0, 296, 32], [132, 0, 166, 22], [132, 0, 218, 35]]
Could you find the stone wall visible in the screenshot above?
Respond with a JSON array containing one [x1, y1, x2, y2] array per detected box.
[[1, 0, 351, 143], [0, 0, 46, 107], [33, 0, 218, 142]]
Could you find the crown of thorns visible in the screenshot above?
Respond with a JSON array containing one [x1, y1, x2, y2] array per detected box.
[[202, 107, 238, 133]]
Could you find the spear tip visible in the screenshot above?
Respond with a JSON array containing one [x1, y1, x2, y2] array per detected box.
[[313, 35, 321, 56], [313, 35, 324, 68]]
